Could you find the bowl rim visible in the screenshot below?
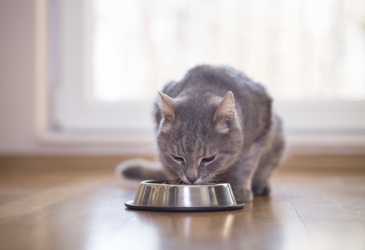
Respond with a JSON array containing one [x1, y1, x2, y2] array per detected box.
[[140, 180, 232, 188]]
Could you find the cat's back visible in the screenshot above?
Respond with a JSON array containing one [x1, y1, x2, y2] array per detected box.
[[162, 65, 268, 100], [156, 65, 273, 146]]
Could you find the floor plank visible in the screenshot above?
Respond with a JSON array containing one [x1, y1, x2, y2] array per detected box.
[[0, 169, 364, 250]]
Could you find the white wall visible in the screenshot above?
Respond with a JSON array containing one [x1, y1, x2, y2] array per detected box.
[[0, 0, 38, 154]]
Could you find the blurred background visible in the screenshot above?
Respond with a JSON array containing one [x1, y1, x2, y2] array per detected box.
[[1, 2, 365, 249], [0, 0, 365, 167]]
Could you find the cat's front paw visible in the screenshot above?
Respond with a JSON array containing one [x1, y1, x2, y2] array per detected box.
[[233, 188, 253, 203], [252, 181, 271, 196]]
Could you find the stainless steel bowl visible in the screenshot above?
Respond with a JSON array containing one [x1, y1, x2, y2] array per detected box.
[[125, 180, 244, 212]]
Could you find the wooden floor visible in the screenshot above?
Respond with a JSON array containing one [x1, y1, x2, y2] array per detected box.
[[1, 168, 365, 250]]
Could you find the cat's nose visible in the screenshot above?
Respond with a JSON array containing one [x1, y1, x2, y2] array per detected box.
[[185, 168, 198, 184], [186, 176, 198, 183]]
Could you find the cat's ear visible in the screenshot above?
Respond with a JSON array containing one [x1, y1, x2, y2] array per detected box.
[[214, 91, 235, 121], [158, 92, 176, 121], [214, 91, 236, 134]]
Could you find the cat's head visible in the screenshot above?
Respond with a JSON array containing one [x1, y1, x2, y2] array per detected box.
[[156, 91, 244, 184]]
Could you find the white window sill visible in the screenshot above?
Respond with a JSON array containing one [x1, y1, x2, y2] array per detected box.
[[37, 132, 365, 155]]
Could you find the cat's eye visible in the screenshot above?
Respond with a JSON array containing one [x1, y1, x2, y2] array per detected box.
[[201, 155, 216, 164], [171, 154, 185, 164]]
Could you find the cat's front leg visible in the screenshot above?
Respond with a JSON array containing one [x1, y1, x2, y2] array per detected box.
[[216, 171, 253, 203], [228, 162, 256, 203], [222, 163, 254, 203], [231, 185, 253, 203], [227, 135, 269, 203]]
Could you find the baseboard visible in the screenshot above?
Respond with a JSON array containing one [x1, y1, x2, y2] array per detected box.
[[0, 155, 364, 175], [0, 155, 155, 175], [280, 155, 365, 172]]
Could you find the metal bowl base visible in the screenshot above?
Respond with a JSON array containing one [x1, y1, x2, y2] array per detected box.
[[125, 200, 245, 212]]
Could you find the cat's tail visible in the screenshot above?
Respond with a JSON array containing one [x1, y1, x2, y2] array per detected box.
[[115, 159, 168, 189]]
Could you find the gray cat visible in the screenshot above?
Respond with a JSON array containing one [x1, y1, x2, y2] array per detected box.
[[118, 65, 284, 203]]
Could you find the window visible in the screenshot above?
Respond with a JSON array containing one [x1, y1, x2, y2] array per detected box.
[[92, 0, 365, 101], [49, 0, 365, 150]]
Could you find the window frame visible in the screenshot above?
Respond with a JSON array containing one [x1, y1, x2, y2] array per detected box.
[[44, 0, 365, 154]]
